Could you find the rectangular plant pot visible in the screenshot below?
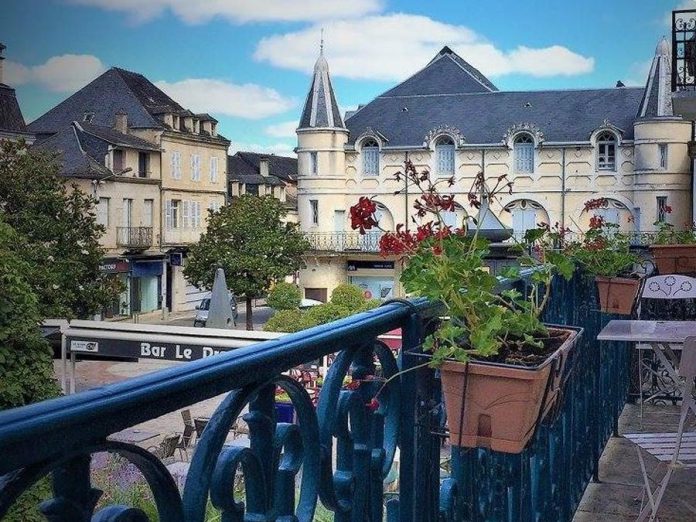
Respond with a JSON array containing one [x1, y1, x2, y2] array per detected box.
[[650, 244, 696, 275], [441, 326, 581, 454], [595, 276, 641, 315], [275, 402, 295, 424]]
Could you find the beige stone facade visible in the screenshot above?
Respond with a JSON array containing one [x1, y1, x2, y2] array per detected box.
[[295, 43, 696, 301]]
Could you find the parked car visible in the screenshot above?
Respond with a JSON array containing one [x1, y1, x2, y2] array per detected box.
[[299, 298, 323, 309], [193, 294, 239, 327]]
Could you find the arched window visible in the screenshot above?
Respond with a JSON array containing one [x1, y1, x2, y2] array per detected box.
[[435, 136, 455, 177], [505, 199, 548, 240], [596, 132, 617, 171], [513, 134, 535, 173], [362, 139, 380, 176]]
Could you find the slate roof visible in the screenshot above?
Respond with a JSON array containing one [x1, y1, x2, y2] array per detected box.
[[34, 121, 159, 179], [79, 122, 160, 151], [34, 123, 112, 179], [345, 48, 645, 146], [298, 53, 344, 129], [228, 152, 297, 184], [382, 46, 498, 97], [638, 38, 674, 118], [27, 67, 229, 144], [0, 84, 28, 133]]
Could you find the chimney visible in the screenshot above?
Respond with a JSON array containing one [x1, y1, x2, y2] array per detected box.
[[0, 43, 6, 85], [114, 111, 128, 134], [259, 157, 269, 177]]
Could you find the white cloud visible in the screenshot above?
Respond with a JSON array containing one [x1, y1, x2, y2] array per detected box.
[[155, 79, 296, 119], [265, 120, 299, 138], [66, 0, 382, 24], [228, 141, 296, 157], [254, 14, 594, 82], [625, 59, 652, 87], [5, 54, 106, 92], [665, 1, 696, 25]]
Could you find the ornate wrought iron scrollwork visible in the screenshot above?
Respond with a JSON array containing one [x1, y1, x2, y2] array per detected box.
[[0, 339, 403, 521]]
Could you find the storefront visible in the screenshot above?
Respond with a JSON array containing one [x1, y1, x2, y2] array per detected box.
[[98, 258, 131, 317], [131, 260, 163, 314], [347, 260, 396, 301], [98, 257, 163, 316]]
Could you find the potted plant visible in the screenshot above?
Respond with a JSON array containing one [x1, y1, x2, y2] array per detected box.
[[350, 163, 581, 454], [274, 389, 295, 423], [566, 200, 641, 315], [649, 209, 696, 275]]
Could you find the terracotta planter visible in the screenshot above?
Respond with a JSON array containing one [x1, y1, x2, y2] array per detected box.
[[441, 326, 580, 454], [595, 276, 641, 315], [649, 244, 696, 275]]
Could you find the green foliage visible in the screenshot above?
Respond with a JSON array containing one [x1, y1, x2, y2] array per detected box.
[[267, 282, 302, 310], [567, 221, 638, 278], [3, 477, 52, 522], [0, 219, 59, 410], [652, 221, 696, 245], [263, 309, 312, 333], [184, 195, 309, 328], [329, 284, 365, 309], [0, 140, 120, 318], [264, 286, 379, 333]]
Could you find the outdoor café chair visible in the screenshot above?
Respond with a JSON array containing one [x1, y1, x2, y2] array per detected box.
[[194, 417, 209, 439], [625, 336, 696, 521], [147, 433, 181, 463], [175, 424, 195, 461]]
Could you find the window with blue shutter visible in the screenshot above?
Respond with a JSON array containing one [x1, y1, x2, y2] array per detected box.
[[514, 134, 534, 173], [362, 139, 379, 176], [435, 136, 455, 177]]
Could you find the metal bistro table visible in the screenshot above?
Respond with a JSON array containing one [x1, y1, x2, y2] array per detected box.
[[598, 320, 696, 407]]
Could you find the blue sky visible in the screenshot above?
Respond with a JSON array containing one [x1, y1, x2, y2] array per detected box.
[[1, 0, 690, 155]]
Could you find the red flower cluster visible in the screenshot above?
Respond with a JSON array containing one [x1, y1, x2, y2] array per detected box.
[[584, 198, 608, 212], [367, 398, 380, 412], [589, 215, 605, 230], [350, 197, 378, 233], [665, 205, 673, 214], [378, 222, 455, 257]]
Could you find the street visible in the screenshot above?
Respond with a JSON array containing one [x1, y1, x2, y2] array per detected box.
[[165, 305, 275, 331]]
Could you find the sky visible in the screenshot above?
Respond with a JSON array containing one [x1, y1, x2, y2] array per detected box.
[[1, 0, 692, 156]]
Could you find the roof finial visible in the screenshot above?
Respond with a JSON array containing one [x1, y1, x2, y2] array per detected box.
[[320, 28, 324, 55]]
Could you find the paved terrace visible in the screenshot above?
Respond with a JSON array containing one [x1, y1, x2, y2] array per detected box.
[[574, 403, 696, 521]]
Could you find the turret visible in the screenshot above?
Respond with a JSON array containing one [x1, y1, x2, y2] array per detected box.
[[296, 45, 349, 232]]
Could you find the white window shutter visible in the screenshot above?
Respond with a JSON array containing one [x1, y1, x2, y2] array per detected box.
[[210, 157, 218, 182], [165, 200, 172, 229], [182, 201, 190, 228]]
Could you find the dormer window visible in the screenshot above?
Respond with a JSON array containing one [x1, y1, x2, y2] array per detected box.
[[435, 136, 455, 177], [83, 112, 94, 123], [596, 131, 617, 171], [362, 139, 379, 176], [211, 122, 217, 136], [193, 120, 200, 134], [173, 115, 180, 130], [513, 133, 534, 173]]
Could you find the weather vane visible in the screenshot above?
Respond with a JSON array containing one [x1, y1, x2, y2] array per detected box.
[[320, 28, 324, 54]]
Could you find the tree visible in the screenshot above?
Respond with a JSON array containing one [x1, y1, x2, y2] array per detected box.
[[0, 217, 59, 410], [184, 195, 309, 330], [0, 140, 120, 319]]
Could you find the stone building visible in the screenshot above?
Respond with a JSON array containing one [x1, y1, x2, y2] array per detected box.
[[28, 67, 230, 314], [227, 151, 298, 223], [296, 40, 694, 301]]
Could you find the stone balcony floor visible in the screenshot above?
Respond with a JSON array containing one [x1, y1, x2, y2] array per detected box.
[[573, 403, 696, 522]]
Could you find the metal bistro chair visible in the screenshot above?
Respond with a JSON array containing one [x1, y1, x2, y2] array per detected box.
[[625, 336, 696, 522], [635, 274, 696, 419], [193, 417, 209, 439]]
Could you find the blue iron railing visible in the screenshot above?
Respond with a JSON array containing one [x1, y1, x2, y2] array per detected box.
[[0, 274, 631, 521]]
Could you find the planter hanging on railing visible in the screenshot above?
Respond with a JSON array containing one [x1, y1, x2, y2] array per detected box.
[[440, 326, 581, 454], [649, 244, 696, 275], [595, 276, 641, 315]]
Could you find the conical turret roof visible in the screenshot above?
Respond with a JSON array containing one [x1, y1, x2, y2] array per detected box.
[[298, 50, 345, 130], [638, 37, 674, 118]]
